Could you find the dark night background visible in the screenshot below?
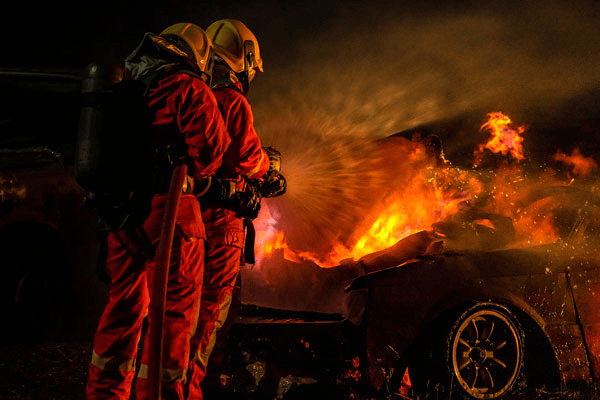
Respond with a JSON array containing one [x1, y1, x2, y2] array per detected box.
[[3, 0, 600, 331], [3, 0, 600, 334], [3, 0, 600, 167], [3, 0, 600, 153], [2, 1, 600, 398]]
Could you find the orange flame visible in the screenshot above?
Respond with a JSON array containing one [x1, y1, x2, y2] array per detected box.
[[255, 165, 484, 268], [553, 147, 598, 177], [475, 112, 525, 164], [253, 205, 304, 267], [479, 168, 561, 246], [254, 111, 578, 269]]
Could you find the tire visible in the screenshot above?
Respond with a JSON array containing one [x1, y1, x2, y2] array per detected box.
[[446, 303, 525, 399]]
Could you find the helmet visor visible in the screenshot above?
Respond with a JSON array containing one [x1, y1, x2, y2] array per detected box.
[[243, 40, 260, 72]]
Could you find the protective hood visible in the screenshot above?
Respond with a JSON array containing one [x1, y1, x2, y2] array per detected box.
[[210, 62, 238, 89], [124, 33, 197, 81]]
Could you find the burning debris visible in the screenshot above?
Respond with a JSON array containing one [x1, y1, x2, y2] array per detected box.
[[253, 110, 600, 271], [240, 109, 600, 329], [553, 147, 598, 178], [475, 111, 526, 165]]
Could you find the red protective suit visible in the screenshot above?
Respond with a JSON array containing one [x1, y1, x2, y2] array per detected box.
[[187, 83, 269, 399], [86, 72, 230, 400]]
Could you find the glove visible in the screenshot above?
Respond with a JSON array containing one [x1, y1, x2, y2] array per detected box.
[[253, 173, 287, 198], [231, 184, 261, 219], [263, 146, 281, 180]]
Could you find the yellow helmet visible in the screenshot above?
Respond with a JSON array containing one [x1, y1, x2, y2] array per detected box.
[[206, 19, 263, 85], [159, 22, 215, 81]]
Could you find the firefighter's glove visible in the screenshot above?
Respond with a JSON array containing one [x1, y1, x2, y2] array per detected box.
[[253, 173, 287, 198], [231, 185, 261, 219], [263, 146, 281, 180]]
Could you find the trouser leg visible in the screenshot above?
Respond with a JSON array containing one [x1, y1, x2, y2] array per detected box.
[[135, 227, 204, 400], [187, 241, 241, 400], [86, 230, 149, 400]]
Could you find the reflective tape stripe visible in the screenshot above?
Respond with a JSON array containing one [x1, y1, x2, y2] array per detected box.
[[90, 350, 136, 372], [194, 293, 233, 367], [137, 364, 185, 382], [182, 175, 194, 194], [247, 149, 266, 178]]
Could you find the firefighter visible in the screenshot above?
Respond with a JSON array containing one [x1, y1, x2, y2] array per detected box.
[[85, 23, 230, 400], [186, 19, 281, 399]]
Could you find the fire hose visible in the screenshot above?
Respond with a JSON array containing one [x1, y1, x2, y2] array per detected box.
[[147, 163, 188, 400]]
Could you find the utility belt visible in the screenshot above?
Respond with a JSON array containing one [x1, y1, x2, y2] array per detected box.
[[198, 176, 261, 220]]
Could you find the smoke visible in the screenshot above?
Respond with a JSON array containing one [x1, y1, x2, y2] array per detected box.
[[236, 0, 600, 312], [251, 1, 597, 239], [253, 0, 600, 138]]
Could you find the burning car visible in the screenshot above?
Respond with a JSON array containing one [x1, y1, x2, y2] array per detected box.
[[247, 109, 600, 399], [341, 132, 600, 398]]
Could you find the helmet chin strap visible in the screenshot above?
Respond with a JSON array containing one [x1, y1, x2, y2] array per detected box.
[[236, 70, 250, 96], [211, 60, 251, 96]]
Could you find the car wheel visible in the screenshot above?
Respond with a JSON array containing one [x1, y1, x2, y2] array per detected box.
[[447, 303, 524, 399]]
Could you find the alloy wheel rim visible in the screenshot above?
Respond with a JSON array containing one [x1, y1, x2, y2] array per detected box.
[[451, 309, 522, 399]]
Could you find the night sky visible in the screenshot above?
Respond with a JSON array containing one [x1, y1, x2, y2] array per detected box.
[[5, 0, 600, 213], [2, 0, 600, 313], [5, 0, 600, 130]]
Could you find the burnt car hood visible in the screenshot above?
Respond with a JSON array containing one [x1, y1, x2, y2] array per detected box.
[[346, 240, 582, 292]]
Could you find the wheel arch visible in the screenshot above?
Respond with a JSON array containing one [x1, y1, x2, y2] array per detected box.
[[404, 295, 561, 397], [506, 303, 562, 392]]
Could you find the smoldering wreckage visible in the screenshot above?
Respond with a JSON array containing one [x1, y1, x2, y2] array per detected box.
[[2, 67, 600, 400]]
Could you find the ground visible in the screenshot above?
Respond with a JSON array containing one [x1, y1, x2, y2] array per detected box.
[[0, 342, 90, 399], [0, 319, 371, 400], [0, 309, 597, 400]]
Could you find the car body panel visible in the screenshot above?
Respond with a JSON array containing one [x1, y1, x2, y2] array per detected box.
[[350, 242, 596, 390], [569, 261, 600, 379]]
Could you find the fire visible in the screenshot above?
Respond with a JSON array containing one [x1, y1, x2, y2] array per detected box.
[[478, 168, 562, 246], [340, 166, 483, 261], [263, 231, 286, 256], [256, 165, 484, 268], [553, 147, 598, 177], [475, 112, 525, 164], [253, 205, 304, 266], [254, 111, 588, 269]]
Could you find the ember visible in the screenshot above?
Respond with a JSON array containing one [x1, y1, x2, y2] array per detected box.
[[252, 110, 597, 272], [475, 111, 526, 165], [553, 147, 598, 178]]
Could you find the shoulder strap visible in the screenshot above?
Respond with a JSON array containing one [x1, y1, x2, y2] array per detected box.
[[212, 83, 243, 96]]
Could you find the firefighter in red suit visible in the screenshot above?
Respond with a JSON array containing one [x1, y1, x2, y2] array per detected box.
[[86, 23, 230, 400], [185, 19, 277, 399]]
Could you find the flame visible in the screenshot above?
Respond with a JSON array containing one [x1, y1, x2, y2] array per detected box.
[[478, 168, 561, 246], [255, 165, 484, 268], [475, 112, 525, 164], [338, 166, 483, 262], [254, 111, 587, 269], [263, 231, 286, 256], [553, 147, 598, 177], [253, 204, 304, 267]]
